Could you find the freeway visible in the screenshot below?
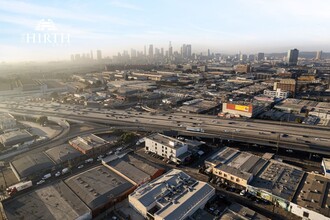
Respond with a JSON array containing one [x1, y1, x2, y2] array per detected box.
[[1, 102, 330, 155]]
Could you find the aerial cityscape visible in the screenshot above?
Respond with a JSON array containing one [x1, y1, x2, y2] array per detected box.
[[0, 1, 330, 220]]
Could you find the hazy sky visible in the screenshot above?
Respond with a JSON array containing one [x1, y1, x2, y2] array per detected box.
[[0, 0, 329, 62]]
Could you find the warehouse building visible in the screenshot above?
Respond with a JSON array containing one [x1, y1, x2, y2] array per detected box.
[[44, 144, 83, 165], [10, 152, 55, 181], [103, 154, 164, 186], [69, 134, 109, 155], [222, 102, 266, 118], [129, 169, 215, 220], [2, 181, 92, 220], [290, 173, 330, 220], [205, 147, 239, 168], [65, 165, 135, 217], [0, 130, 35, 147]]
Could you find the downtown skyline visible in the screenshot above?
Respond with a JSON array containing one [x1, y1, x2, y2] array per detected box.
[[0, 0, 329, 62]]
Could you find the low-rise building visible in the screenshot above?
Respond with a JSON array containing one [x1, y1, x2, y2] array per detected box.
[[44, 144, 83, 165], [222, 102, 267, 118], [10, 152, 55, 181], [129, 169, 215, 220], [290, 173, 330, 220], [65, 165, 135, 217], [247, 160, 305, 211], [263, 88, 290, 99], [0, 130, 35, 147], [69, 134, 109, 155], [145, 133, 189, 164], [103, 154, 164, 186], [212, 152, 267, 189], [0, 113, 16, 130], [2, 181, 92, 220], [205, 147, 239, 168], [205, 148, 267, 189]]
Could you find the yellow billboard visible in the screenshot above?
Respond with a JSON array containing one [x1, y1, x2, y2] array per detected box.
[[235, 105, 249, 112]]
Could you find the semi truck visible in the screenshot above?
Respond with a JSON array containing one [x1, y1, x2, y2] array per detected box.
[[186, 127, 204, 132], [6, 181, 33, 196]]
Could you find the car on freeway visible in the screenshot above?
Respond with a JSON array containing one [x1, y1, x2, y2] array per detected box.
[[37, 180, 45, 185]]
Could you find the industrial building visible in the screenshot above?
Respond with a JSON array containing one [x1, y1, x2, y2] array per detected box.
[[0, 130, 35, 147], [69, 134, 109, 155], [10, 152, 55, 180], [274, 98, 319, 113], [205, 147, 239, 168], [103, 154, 164, 186], [65, 165, 135, 217], [0, 113, 16, 130], [290, 173, 330, 220], [178, 99, 220, 114], [145, 133, 190, 164], [129, 169, 215, 220], [44, 144, 83, 164], [222, 102, 266, 118], [2, 181, 92, 220], [212, 152, 267, 189], [205, 147, 267, 189], [247, 160, 305, 211]]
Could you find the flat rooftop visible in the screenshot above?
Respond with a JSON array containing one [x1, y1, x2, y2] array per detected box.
[[130, 169, 215, 220], [106, 159, 150, 185], [250, 160, 305, 201], [123, 154, 162, 177], [69, 134, 109, 152], [65, 165, 134, 210], [227, 152, 268, 176], [11, 152, 55, 179], [146, 133, 187, 149], [45, 144, 82, 164], [215, 163, 252, 181], [292, 173, 330, 218], [205, 147, 239, 167], [220, 203, 269, 220], [0, 130, 34, 146], [3, 181, 91, 220]]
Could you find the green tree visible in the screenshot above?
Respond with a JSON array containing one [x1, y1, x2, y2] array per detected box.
[[36, 116, 48, 126]]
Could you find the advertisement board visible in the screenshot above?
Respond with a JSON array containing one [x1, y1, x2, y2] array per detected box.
[[235, 105, 249, 112]]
